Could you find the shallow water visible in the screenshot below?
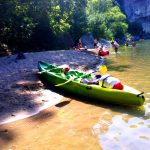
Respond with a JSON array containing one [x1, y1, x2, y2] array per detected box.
[[1, 40, 150, 150], [93, 40, 150, 150]]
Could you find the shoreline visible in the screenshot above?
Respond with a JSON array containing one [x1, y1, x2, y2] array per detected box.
[[0, 49, 100, 124]]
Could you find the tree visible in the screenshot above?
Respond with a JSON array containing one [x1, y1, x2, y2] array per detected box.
[[69, 0, 88, 43], [0, 0, 35, 51], [86, 0, 128, 39], [106, 6, 128, 39], [29, 0, 56, 50]]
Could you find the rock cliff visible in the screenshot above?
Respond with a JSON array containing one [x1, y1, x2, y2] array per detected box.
[[118, 0, 150, 34]]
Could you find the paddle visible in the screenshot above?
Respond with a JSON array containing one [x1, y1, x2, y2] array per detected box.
[[55, 65, 108, 87], [99, 65, 107, 74]]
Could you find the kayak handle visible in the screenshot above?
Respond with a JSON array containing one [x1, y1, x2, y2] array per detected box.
[[137, 92, 144, 98]]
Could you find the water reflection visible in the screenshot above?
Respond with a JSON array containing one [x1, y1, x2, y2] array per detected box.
[[92, 109, 150, 150], [143, 103, 150, 119]]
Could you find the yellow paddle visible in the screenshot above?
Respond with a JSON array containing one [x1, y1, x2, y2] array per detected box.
[[99, 65, 107, 74]]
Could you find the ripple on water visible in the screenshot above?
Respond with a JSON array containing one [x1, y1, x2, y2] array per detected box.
[[144, 103, 150, 117], [93, 114, 150, 150]]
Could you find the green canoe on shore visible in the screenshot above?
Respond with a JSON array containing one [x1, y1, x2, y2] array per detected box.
[[38, 61, 145, 106]]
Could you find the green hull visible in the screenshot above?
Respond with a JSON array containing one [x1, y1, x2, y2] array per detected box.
[[38, 61, 145, 106]]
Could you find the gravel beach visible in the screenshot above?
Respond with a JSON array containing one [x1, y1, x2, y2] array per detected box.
[[0, 49, 101, 124]]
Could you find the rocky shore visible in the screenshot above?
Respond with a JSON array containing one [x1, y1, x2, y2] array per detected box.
[[0, 49, 101, 124]]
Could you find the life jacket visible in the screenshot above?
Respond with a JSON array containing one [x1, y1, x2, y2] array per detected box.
[[99, 74, 123, 90]]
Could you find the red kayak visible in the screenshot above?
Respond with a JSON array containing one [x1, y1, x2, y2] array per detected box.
[[98, 50, 109, 56]]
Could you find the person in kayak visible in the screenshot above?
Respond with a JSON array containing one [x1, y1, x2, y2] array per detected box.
[[98, 45, 109, 56]]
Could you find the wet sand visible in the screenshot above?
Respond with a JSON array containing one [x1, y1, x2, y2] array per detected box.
[[0, 99, 104, 150]]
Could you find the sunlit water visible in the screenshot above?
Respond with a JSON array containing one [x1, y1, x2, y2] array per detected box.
[[92, 40, 150, 150]]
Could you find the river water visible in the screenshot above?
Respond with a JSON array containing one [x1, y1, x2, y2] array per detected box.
[[93, 40, 150, 150]]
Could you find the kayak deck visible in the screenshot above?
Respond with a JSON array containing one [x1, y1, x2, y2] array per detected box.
[[38, 61, 145, 106]]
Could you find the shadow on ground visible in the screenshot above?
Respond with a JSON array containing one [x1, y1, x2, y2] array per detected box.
[[0, 126, 15, 150], [40, 76, 146, 118]]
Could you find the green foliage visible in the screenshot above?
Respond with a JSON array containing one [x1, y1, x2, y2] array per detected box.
[[0, 1, 35, 50], [0, 0, 131, 54], [69, 0, 88, 43], [86, 0, 128, 39], [49, 0, 71, 35], [106, 6, 128, 38]]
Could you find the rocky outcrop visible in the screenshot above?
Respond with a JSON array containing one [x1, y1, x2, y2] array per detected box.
[[119, 0, 150, 34]]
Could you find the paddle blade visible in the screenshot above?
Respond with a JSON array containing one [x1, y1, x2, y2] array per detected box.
[[99, 65, 107, 74]]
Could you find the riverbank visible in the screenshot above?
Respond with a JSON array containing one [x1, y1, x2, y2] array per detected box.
[[0, 49, 100, 124]]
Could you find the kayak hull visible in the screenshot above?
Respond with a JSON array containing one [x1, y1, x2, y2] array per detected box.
[[38, 61, 145, 106]]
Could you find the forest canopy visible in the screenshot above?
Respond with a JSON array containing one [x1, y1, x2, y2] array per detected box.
[[0, 0, 128, 54]]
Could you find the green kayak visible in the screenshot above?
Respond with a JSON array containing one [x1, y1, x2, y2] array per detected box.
[[38, 61, 145, 106]]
